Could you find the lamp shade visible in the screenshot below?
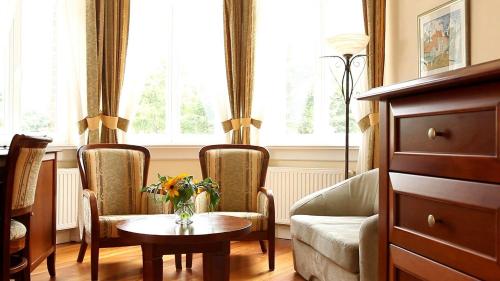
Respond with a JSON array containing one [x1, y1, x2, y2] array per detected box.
[[327, 33, 369, 56]]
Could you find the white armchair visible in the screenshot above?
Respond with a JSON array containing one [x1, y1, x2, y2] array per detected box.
[[290, 169, 379, 281]]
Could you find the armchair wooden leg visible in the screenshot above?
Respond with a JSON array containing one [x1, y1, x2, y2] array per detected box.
[[91, 243, 99, 281], [268, 238, 275, 271], [186, 253, 193, 269], [77, 240, 87, 263], [24, 215, 31, 281], [47, 252, 55, 276], [175, 254, 182, 270], [23, 265, 30, 281], [259, 240, 267, 253]]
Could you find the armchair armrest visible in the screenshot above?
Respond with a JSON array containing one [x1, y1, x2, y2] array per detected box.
[[82, 189, 99, 242], [290, 169, 379, 217], [359, 214, 378, 281], [258, 187, 275, 221], [258, 187, 275, 239]]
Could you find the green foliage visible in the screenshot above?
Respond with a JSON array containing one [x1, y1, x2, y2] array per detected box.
[[132, 62, 215, 135], [21, 111, 53, 133], [142, 173, 220, 211], [132, 63, 167, 134], [297, 91, 314, 134], [329, 93, 358, 133], [180, 87, 214, 134]]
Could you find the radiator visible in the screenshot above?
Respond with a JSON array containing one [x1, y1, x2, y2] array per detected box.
[[265, 167, 345, 225], [56, 168, 81, 230]]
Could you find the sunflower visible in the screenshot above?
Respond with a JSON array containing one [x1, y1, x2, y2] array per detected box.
[[174, 173, 189, 183], [162, 177, 179, 198]]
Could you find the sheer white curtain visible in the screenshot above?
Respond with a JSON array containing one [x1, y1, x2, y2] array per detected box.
[[0, 0, 86, 145], [0, 1, 17, 40], [56, 0, 87, 145], [253, 0, 366, 147]]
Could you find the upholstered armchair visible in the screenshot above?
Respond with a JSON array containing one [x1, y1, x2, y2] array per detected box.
[[290, 169, 379, 281], [76, 144, 170, 281], [1, 134, 51, 281], [192, 144, 275, 270]]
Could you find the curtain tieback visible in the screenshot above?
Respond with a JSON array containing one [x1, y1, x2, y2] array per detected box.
[[101, 114, 129, 131], [78, 115, 101, 135], [357, 113, 379, 133], [222, 117, 262, 133], [78, 114, 129, 135]]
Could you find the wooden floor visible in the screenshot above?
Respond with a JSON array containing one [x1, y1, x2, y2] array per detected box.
[[31, 239, 305, 281]]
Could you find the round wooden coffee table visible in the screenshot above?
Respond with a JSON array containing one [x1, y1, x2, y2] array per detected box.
[[116, 214, 251, 281]]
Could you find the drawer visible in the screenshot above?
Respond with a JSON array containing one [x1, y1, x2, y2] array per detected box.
[[397, 110, 496, 155], [389, 88, 500, 183], [389, 173, 500, 280], [390, 245, 479, 281]]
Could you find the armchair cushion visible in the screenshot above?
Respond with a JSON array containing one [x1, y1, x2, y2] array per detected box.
[[195, 190, 269, 231], [98, 214, 165, 238], [82, 190, 170, 238], [216, 212, 268, 231], [359, 215, 378, 281], [291, 215, 366, 273], [10, 219, 26, 240]]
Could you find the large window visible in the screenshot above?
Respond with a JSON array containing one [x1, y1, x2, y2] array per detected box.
[[0, 0, 82, 145], [123, 0, 227, 144], [254, 0, 366, 146]]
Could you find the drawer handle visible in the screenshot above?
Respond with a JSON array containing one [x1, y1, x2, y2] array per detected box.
[[427, 128, 443, 140], [427, 214, 436, 227]]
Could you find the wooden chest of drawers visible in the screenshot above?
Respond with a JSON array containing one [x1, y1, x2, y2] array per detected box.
[[359, 60, 500, 281]]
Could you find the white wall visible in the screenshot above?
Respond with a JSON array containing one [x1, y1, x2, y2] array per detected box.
[[385, 0, 500, 85]]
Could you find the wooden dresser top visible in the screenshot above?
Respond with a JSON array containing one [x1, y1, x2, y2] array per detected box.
[[358, 58, 500, 101]]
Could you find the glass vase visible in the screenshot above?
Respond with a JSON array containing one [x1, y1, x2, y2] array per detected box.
[[174, 199, 194, 225]]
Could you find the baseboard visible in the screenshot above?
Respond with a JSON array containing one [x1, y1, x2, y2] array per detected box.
[[276, 224, 291, 239], [56, 228, 81, 244], [56, 229, 72, 244]]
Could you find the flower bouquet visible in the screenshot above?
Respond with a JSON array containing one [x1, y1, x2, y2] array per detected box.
[[142, 173, 220, 225]]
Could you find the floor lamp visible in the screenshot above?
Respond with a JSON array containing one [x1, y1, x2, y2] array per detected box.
[[323, 33, 369, 179]]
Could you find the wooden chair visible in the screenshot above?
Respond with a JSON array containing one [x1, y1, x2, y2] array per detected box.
[[190, 144, 275, 270], [0, 134, 52, 281], [76, 144, 171, 281]]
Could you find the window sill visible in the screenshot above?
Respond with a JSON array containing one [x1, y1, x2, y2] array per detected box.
[[53, 144, 359, 163], [140, 144, 359, 162]]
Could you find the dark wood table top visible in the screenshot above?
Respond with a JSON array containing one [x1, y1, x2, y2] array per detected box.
[[116, 214, 252, 245]]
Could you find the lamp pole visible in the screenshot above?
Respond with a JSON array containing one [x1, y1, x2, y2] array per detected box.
[[323, 53, 366, 180], [344, 54, 352, 180]]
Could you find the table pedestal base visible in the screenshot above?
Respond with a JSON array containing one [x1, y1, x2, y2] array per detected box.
[[141, 241, 231, 281]]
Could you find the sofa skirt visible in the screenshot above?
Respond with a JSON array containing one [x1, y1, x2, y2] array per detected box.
[[293, 238, 359, 281]]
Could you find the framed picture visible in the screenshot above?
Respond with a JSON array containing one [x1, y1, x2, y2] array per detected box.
[[418, 0, 469, 77]]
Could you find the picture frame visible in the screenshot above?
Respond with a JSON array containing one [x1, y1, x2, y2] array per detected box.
[[418, 0, 470, 77]]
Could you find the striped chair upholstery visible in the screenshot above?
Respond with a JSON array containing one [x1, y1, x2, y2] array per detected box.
[[196, 147, 269, 230], [11, 148, 46, 210], [82, 149, 145, 216], [205, 149, 264, 212], [81, 148, 169, 238]]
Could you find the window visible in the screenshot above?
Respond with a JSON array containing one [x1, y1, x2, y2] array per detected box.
[[123, 0, 227, 144], [254, 0, 366, 146], [0, 0, 82, 145]]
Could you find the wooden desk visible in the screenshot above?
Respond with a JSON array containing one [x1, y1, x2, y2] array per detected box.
[[1, 148, 58, 275], [117, 214, 251, 281]]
